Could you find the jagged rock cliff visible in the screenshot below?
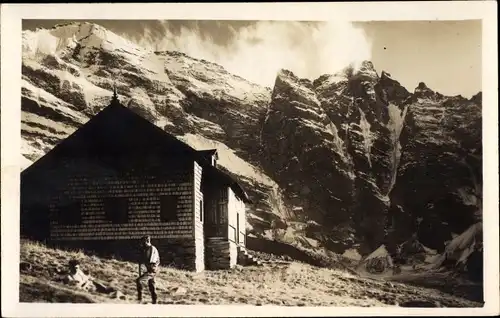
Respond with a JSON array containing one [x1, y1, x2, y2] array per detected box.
[[260, 63, 416, 253], [21, 22, 482, 256], [389, 85, 482, 252]]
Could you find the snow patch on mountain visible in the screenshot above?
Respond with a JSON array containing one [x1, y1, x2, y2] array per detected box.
[[325, 122, 347, 159], [358, 108, 373, 167], [320, 73, 348, 87], [184, 115, 226, 138], [22, 112, 74, 137], [444, 222, 482, 265], [364, 244, 390, 261], [353, 61, 379, 81], [127, 87, 158, 115], [455, 187, 479, 206], [342, 248, 362, 261], [387, 104, 409, 194], [24, 22, 144, 62], [21, 137, 53, 164], [20, 155, 34, 171], [23, 58, 113, 110], [22, 79, 90, 123], [275, 69, 321, 106], [154, 117, 175, 129], [163, 51, 271, 107]]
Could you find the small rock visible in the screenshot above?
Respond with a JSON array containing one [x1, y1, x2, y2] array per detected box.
[[50, 261, 61, 268], [20, 262, 32, 271], [110, 290, 125, 300], [94, 281, 114, 293], [107, 279, 120, 289], [171, 286, 187, 295], [237, 297, 247, 303]]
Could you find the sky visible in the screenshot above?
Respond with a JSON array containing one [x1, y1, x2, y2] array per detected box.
[[22, 20, 482, 98]]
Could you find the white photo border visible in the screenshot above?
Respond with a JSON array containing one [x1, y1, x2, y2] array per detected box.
[[1, 2, 498, 317]]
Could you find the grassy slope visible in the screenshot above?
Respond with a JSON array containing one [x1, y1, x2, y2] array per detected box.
[[19, 240, 481, 307]]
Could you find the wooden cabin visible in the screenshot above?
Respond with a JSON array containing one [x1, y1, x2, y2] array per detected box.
[[20, 93, 250, 272]]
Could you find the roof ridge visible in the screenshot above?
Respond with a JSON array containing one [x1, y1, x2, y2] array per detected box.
[[22, 96, 251, 204]]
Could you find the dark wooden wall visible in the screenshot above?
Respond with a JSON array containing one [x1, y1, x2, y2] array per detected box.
[[21, 156, 202, 269]]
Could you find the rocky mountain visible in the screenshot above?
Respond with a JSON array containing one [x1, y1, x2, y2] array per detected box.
[[20, 22, 482, 256]]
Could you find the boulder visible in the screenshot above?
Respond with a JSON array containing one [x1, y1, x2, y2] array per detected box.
[[20, 262, 32, 271], [171, 286, 187, 295], [109, 290, 126, 300]]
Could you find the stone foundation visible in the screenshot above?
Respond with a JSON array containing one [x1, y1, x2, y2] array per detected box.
[[205, 237, 234, 270]]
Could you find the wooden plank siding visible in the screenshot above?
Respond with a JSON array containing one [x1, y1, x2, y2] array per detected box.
[[193, 161, 205, 272], [228, 187, 246, 248]]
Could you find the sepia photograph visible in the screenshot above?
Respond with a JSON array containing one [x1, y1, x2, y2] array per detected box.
[[1, 2, 498, 317]]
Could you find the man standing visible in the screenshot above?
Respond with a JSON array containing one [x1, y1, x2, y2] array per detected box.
[[136, 235, 160, 304]]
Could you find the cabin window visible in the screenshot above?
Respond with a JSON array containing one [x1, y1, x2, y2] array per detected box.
[[220, 188, 228, 202], [58, 201, 82, 225], [199, 199, 203, 222], [104, 197, 129, 224], [160, 195, 179, 222]]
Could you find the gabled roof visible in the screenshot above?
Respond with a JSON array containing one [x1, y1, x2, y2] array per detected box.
[[22, 97, 251, 203], [197, 149, 219, 160], [196, 149, 219, 166], [202, 164, 251, 203]]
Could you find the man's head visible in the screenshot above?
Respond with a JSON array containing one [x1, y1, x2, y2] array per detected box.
[[141, 235, 152, 247]]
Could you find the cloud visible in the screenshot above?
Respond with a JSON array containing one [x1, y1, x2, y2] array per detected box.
[[122, 20, 372, 88]]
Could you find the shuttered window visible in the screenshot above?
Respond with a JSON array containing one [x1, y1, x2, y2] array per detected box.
[[220, 188, 228, 202], [160, 195, 179, 222], [104, 197, 129, 224], [58, 200, 82, 225]]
